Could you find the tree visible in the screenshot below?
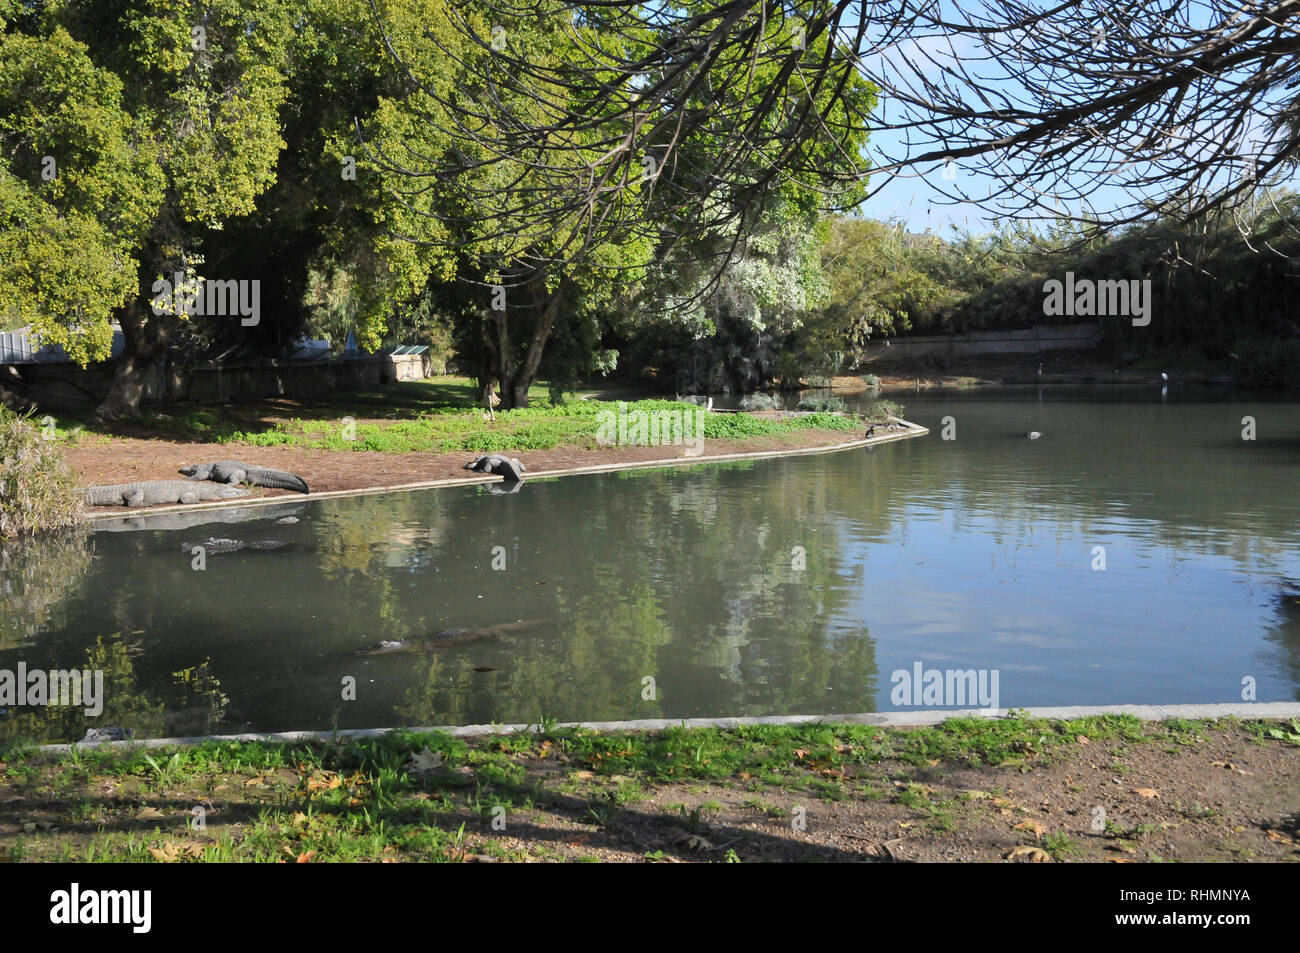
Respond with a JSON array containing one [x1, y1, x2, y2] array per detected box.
[[0, 21, 161, 364], [368, 0, 872, 405], [0, 1, 298, 418]]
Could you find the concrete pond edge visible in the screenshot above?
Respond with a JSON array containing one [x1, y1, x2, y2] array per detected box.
[[31, 702, 1300, 756]]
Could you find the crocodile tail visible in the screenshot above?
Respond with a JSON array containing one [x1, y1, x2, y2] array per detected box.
[[249, 469, 310, 493]]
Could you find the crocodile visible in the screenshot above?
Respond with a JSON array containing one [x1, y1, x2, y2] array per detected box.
[[86, 481, 250, 507], [181, 537, 293, 555], [355, 618, 551, 656], [180, 460, 310, 494], [463, 454, 526, 482]]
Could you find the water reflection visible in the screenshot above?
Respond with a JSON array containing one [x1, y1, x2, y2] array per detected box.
[[1, 388, 1297, 741]]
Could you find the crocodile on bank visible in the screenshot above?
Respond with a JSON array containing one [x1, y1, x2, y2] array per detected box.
[[180, 461, 310, 494], [86, 481, 251, 507], [463, 454, 526, 482], [355, 618, 551, 656]]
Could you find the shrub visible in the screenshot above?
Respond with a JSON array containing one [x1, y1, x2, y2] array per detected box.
[[0, 407, 83, 538], [739, 393, 780, 411], [866, 398, 906, 421], [860, 374, 881, 387], [797, 394, 845, 413], [1231, 338, 1300, 387]]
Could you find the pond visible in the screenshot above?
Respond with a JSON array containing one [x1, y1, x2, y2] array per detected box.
[[3, 386, 1298, 742]]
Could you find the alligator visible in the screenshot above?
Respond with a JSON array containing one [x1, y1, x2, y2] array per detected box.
[[182, 537, 293, 555], [463, 454, 526, 482], [81, 727, 134, 743], [86, 481, 251, 507], [180, 460, 310, 494], [355, 618, 551, 656]]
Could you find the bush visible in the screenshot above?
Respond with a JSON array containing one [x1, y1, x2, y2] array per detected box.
[[797, 394, 845, 413], [1231, 339, 1300, 387], [866, 398, 905, 421], [860, 374, 881, 387], [0, 407, 83, 538], [739, 393, 780, 411]]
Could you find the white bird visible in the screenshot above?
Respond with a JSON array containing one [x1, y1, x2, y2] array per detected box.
[[1037, 362, 1043, 376], [1160, 371, 1168, 382]]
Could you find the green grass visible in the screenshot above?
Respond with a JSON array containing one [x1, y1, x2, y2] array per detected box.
[[6, 714, 1257, 863], [53, 377, 877, 455]]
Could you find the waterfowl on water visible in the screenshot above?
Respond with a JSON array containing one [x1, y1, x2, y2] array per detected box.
[[1026, 431, 1042, 439]]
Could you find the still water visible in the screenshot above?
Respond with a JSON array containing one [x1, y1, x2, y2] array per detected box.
[[3, 387, 1297, 741]]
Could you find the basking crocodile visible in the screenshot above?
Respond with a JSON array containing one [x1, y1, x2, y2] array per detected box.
[[463, 454, 526, 482], [86, 481, 250, 507], [355, 618, 551, 656], [180, 460, 310, 494]]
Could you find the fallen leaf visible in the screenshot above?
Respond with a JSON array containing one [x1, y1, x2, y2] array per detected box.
[[405, 747, 443, 777], [792, 749, 809, 760], [295, 850, 317, 863], [1004, 845, 1051, 863], [1076, 735, 1090, 744], [1209, 761, 1250, 775], [1133, 788, 1161, 799], [291, 812, 309, 827], [148, 843, 179, 863], [676, 826, 717, 852], [1014, 820, 1046, 837], [572, 770, 596, 781], [963, 790, 993, 800]]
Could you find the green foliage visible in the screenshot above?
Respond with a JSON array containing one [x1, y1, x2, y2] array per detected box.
[[0, 27, 161, 359], [0, 407, 83, 537], [1231, 337, 1300, 387]]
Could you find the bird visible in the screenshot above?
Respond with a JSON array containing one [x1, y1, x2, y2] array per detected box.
[[1026, 431, 1042, 439], [1160, 371, 1168, 382], [865, 425, 876, 438], [1037, 362, 1043, 377]]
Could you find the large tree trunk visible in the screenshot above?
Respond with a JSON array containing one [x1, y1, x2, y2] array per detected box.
[[93, 297, 171, 421], [506, 281, 566, 408]]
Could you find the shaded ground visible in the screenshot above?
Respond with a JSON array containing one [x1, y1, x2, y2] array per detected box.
[[2, 716, 1296, 863]]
